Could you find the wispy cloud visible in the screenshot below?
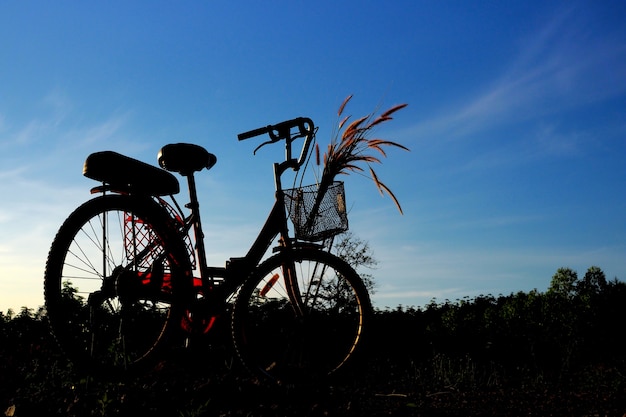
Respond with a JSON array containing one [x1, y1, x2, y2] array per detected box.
[[3, 89, 72, 146], [405, 5, 626, 143], [369, 240, 626, 308], [0, 171, 88, 311], [1, 88, 134, 157], [0, 88, 144, 311], [60, 114, 132, 150], [447, 214, 545, 231], [375, 288, 463, 302]]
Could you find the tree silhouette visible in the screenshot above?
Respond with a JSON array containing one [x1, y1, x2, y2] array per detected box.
[[332, 232, 377, 295], [547, 267, 578, 299], [578, 265, 607, 298]]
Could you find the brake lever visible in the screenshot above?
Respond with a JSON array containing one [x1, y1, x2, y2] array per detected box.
[[253, 126, 293, 155], [253, 139, 275, 155]]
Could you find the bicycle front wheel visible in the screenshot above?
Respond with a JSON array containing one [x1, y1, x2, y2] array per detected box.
[[232, 248, 372, 384], [44, 194, 192, 373]]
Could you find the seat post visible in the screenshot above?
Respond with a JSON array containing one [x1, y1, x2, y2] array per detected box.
[[185, 173, 210, 281]]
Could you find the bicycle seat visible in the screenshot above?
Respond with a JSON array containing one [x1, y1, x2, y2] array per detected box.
[[83, 151, 180, 196], [157, 143, 217, 176]]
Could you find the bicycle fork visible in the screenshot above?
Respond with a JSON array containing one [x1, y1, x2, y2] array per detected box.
[[280, 257, 329, 318]]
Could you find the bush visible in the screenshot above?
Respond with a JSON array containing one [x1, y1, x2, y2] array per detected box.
[[2, 267, 626, 415]]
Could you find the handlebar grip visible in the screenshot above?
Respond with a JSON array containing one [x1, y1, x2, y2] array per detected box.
[[238, 125, 270, 141]]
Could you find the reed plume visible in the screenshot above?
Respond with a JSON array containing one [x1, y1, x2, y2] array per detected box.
[[318, 95, 409, 214]]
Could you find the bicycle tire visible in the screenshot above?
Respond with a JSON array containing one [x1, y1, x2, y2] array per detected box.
[[44, 194, 192, 374], [231, 248, 372, 384]]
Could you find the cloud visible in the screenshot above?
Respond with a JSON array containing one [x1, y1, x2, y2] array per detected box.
[[446, 214, 545, 231], [373, 288, 488, 309], [41, 88, 73, 121], [13, 119, 49, 145], [1, 88, 135, 159], [0, 171, 90, 312], [405, 5, 626, 143], [3, 89, 72, 146], [367, 238, 626, 309]]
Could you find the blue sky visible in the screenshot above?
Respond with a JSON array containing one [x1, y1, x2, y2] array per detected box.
[[1, 1, 625, 312]]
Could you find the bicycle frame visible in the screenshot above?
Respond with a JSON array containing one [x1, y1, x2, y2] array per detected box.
[[166, 117, 317, 300]]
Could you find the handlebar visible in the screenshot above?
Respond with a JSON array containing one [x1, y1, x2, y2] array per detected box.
[[238, 117, 315, 171], [237, 117, 312, 141]]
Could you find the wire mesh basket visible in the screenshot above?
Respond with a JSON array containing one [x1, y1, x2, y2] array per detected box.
[[284, 181, 348, 241]]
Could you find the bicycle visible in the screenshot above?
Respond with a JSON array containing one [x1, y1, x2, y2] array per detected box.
[[44, 116, 373, 384]]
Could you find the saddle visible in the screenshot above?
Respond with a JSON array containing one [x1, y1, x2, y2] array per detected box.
[[83, 143, 217, 196]]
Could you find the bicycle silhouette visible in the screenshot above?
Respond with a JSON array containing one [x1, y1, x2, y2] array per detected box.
[[44, 117, 372, 384]]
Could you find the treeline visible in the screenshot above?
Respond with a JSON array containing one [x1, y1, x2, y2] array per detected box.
[[368, 266, 626, 391], [1, 266, 626, 415], [2, 266, 626, 381]]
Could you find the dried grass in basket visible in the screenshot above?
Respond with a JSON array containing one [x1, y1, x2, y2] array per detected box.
[[311, 95, 409, 222]]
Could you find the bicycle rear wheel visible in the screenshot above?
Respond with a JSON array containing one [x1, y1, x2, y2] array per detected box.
[[44, 194, 192, 374], [232, 248, 372, 384]]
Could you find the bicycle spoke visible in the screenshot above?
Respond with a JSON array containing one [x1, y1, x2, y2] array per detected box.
[[45, 195, 189, 373], [233, 248, 371, 384]]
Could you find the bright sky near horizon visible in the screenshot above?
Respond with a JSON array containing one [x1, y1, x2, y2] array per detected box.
[[1, 1, 625, 313]]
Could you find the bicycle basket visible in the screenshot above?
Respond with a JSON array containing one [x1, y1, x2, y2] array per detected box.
[[283, 181, 348, 241]]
